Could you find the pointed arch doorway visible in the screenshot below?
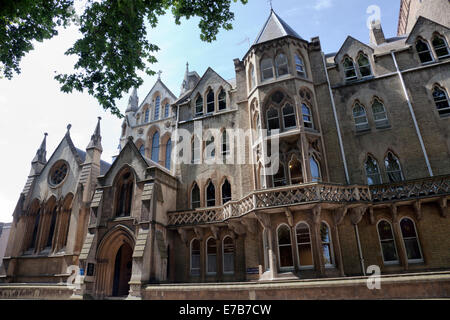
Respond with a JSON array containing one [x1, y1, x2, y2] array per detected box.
[[112, 242, 133, 297]]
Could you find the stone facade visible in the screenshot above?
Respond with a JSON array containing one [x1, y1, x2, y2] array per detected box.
[[1, 2, 450, 299]]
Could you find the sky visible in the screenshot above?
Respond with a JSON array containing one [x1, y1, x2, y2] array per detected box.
[[0, 0, 401, 223]]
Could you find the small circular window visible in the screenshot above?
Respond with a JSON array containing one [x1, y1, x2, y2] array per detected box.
[[49, 161, 69, 187]]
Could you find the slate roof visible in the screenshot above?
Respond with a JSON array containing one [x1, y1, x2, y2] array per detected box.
[[254, 9, 303, 45], [76, 148, 111, 175]]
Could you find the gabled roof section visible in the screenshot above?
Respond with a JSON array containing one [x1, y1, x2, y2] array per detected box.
[[254, 9, 302, 45], [334, 36, 374, 63], [138, 78, 177, 113], [406, 16, 450, 44]]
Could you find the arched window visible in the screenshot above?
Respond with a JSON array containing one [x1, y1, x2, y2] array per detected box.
[[343, 57, 357, 81], [302, 104, 314, 129], [295, 54, 306, 77], [164, 103, 170, 118], [206, 237, 217, 274], [138, 145, 145, 157], [353, 103, 369, 131], [310, 156, 321, 182], [377, 220, 399, 263], [223, 236, 235, 274], [249, 65, 256, 89], [222, 179, 231, 204], [365, 155, 382, 185], [151, 131, 160, 163], [296, 222, 313, 267], [261, 57, 274, 80], [289, 156, 303, 184], [191, 183, 200, 209], [282, 103, 296, 129], [46, 206, 57, 248], [191, 136, 200, 164], [267, 107, 280, 133], [221, 131, 230, 162], [432, 85, 450, 116], [206, 181, 216, 207], [154, 96, 161, 120], [273, 163, 286, 187], [116, 171, 133, 217], [28, 209, 41, 250], [277, 224, 294, 269], [400, 218, 423, 262], [218, 89, 226, 111], [357, 52, 372, 78], [372, 98, 389, 128], [432, 34, 450, 59], [205, 135, 215, 160], [206, 89, 215, 114], [144, 109, 150, 123], [320, 222, 334, 266], [190, 239, 200, 275], [165, 139, 172, 169], [275, 53, 289, 77], [385, 152, 404, 182], [416, 39, 434, 63], [195, 95, 203, 116]]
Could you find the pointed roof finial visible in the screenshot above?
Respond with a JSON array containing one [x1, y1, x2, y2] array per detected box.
[[157, 70, 163, 80], [87, 117, 103, 151], [126, 87, 139, 113], [66, 124, 72, 135], [268, 0, 273, 10], [186, 62, 189, 72], [32, 132, 48, 164]]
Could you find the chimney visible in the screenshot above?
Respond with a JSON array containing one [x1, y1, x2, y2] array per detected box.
[[370, 20, 386, 46]]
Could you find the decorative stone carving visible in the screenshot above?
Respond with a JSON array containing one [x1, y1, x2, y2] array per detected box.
[[439, 197, 448, 218], [193, 227, 204, 240], [241, 218, 257, 234], [227, 220, 246, 236], [350, 206, 366, 225], [333, 206, 348, 226], [312, 204, 321, 224], [284, 208, 294, 227], [210, 226, 219, 240]]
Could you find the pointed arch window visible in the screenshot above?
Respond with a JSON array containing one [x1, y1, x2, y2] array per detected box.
[[385, 152, 404, 182], [250, 65, 256, 89], [400, 218, 423, 262], [46, 207, 57, 248], [116, 171, 133, 217], [432, 85, 450, 116], [357, 52, 372, 78], [28, 209, 41, 250], [289, 156, 303, 185], [221, 131, 230, 162], [302, 104, 314, 129], [372, 98, 389, 128], [154, 96, 161, 120], [190, 239, 200, 276], [144, 109, 150, 123], [310, 156, 321, 182], [205, 135, 215, 160], [296, 222, 313, 267], [191, 136, 200, 164], [206, 181, 216, 207], [267, 107, 280, 133], [320, 222, 334, 266], [282, 103, 296, 129], [195, 95, 203, 116], [295, 54, 306, 77], [151, 131, 160, 163], [164, 103, 170, 118], [261, 57, 274, 80], [223, 236, 235, 274], [165, 139, 172, 170], [218, 89, 227, 111], [206, 89, 215, 114], [432, 34, 450, 59], [191, 183, 200, 209], [206, 238, 217, 274], [277, 224, 294, 269], [343, 57, 357, 81], [365, 156, 382, 185], [377, 220, 399, 263], [222, 179, 232, 204], [273, 163, 286, 187], [275, 53, 289, 77], [353, 103, 369, 131], [416, 39, 434, 63]]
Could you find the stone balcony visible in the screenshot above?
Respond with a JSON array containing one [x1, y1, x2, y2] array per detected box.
[[167, 175, 450, 227]]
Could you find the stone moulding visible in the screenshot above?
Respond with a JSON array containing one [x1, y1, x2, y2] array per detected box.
[[167, 175, 450, 227]]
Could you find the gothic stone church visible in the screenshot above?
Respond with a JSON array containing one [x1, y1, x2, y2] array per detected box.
[[1, 0, 450, 299]]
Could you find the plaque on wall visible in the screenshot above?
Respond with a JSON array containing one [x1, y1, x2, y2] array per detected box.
[[87, 263, 95, 276], [246, 267, 259, 274]]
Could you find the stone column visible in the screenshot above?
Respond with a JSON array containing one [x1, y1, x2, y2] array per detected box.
[[285, 209, 299, 273], [334, 206, 348, 277], [255, 213, 277, 280], [391, 204, 409, 271], [311, 205, 325, 277]]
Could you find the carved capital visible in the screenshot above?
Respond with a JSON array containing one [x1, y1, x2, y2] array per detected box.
[[228, 220, 246, 236], [350, 206, 366, 225], [333, 206, 348, 226], [413, 200, 422, 221], [193, 227, 204, 240], [439, 197, 448, 218], [210, 226, 219, 240], [285, 208, 294, 227]]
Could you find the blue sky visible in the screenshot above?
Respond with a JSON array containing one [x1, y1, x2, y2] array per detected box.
[[0, 0, 401, 222]]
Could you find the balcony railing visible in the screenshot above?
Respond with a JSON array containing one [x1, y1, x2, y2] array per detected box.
[[167, 175, 450, 227]]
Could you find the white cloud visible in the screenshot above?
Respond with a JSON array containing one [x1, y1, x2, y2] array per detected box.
[[314, 0, 333, 11]]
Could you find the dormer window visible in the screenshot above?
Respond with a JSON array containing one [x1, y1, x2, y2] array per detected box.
[[261, 57, 274, 81], [416, 39, 434, 64], [275, 53, 289, 77], [432, 34, 450, 59], [357, 52, 372, 78], [343, 57, 357, 81], [295, 54, 306, 78]]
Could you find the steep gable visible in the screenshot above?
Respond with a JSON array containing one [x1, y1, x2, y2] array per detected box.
[[406, 16, 450, 45], [254, 9, 302, 45], [334, 36, 375, 64]]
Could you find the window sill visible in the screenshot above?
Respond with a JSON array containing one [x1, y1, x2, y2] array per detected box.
[[407, 259, 424, 264], [375, 124, 392, 130], [383, 261, 400, 266], [355, 128, 372, 135]]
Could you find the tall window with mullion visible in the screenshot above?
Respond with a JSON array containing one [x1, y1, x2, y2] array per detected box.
[[432, 34, 450, 59], [206, 238, 217, 275], [218, 89, 227, 111], [275, 53, 289, 77], [400, 218, 423, 262], [273, 163, 287, 187], [195, 95, 203, 116], [267, 107, 280, 134], [164, 103, 170, 118], [365, 155, 382, 185], [144, 108, 150, 123], [371, 98, 389, 128], [222, 237, 235, 274], [190, 239, 200, 276], [165, 139, 172, 170], [222, 179, 232, 204], [353, 103, 369, 131], [151, 131, 160, 163], [277, 225, 294, 269], [154, 96, 161, 120], [205, 135, 215, 160], [357, 52, 372, 78], [221, 131, 230, 163], [343, 56, 357, 81], [310, 156, 321, 182], [384, 152, 404, 182], [377, 220, 399, 264], [433, 85, 450, 116], [416, 39, 434, 63], [295, 54, 306, 78], [296, 222, 313, 267], [206, 89, 215, 114], [302, 104, 314, 129], [191, 183, 200, 209], [261, 57, 274, 81], [206, 181, 216, 207], [191, 136, 200, 164], [282, 103, 296, 129], [320, 222, 334, 266]]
